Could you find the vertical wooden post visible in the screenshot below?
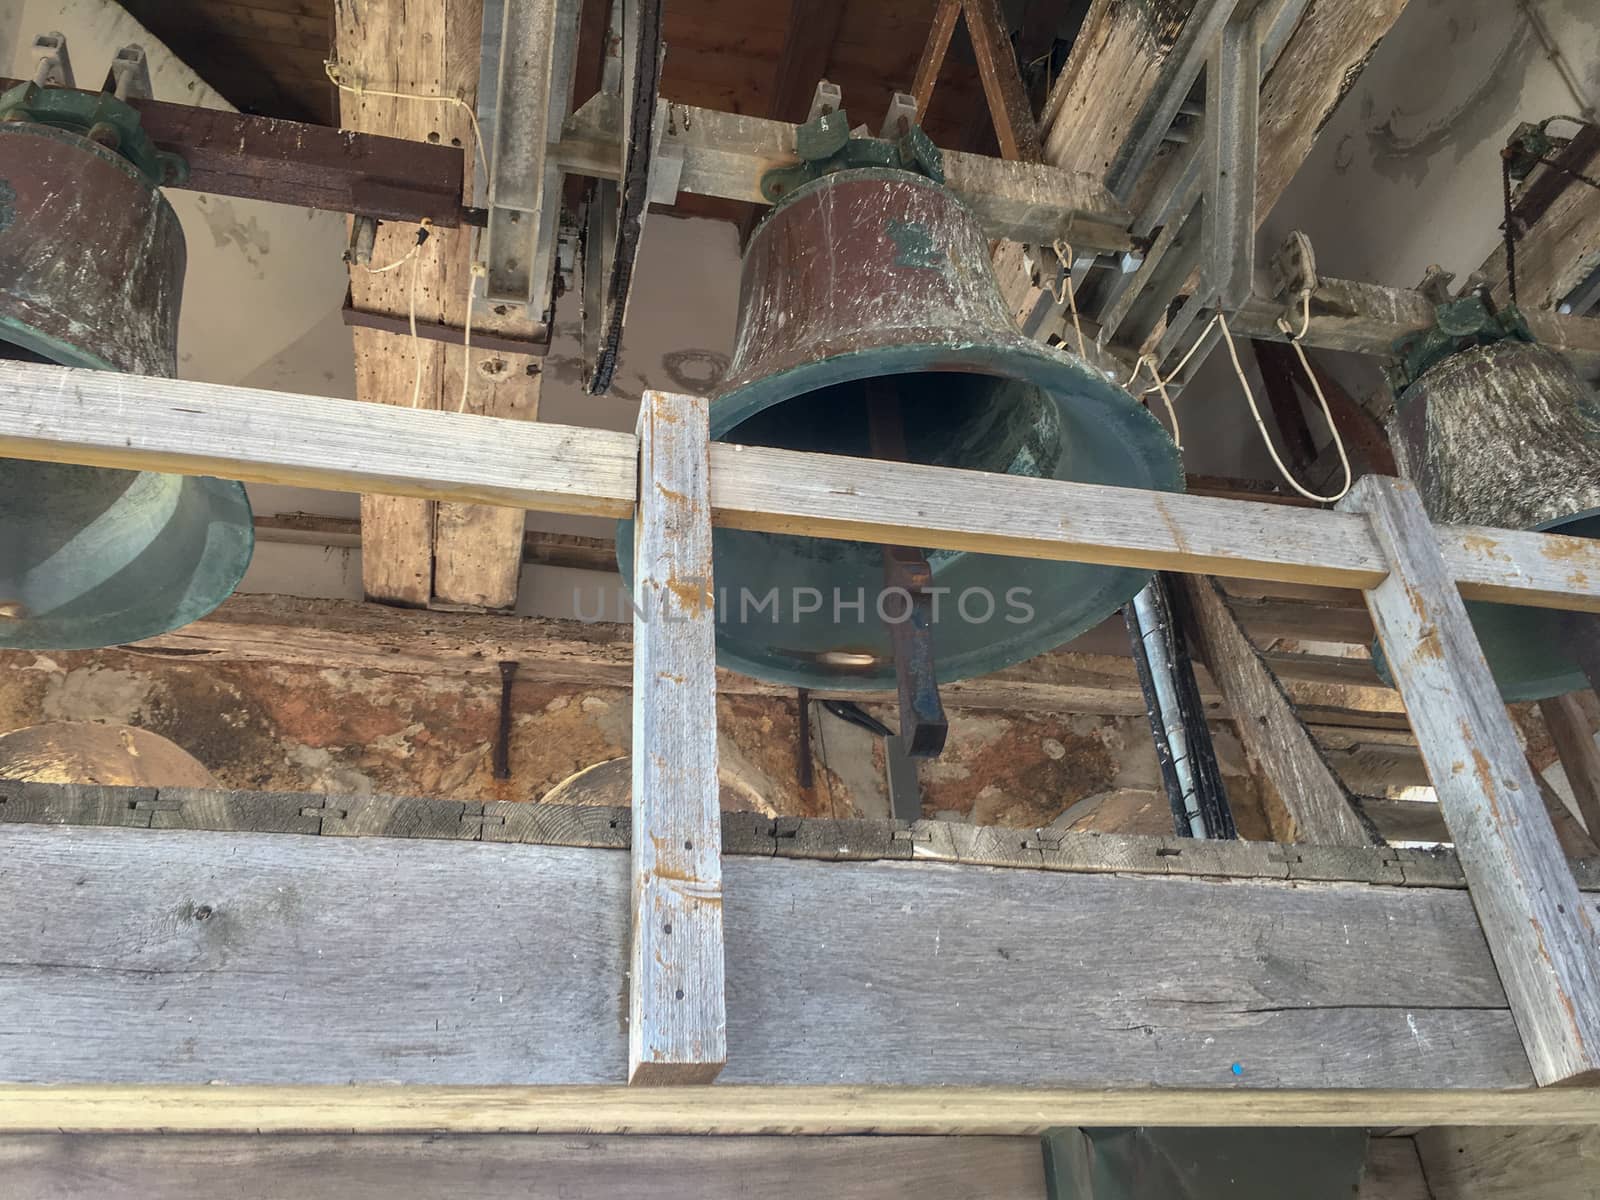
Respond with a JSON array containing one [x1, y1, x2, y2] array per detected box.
[[1340, 476, 1600, 1086], [629, 389, 726, 1084]]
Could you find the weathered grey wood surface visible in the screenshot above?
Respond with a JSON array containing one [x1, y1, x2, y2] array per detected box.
[[1414, 1125, 1600, 1199], [629, 389, 725, 1084], [1182, 575, 1373, 845], [0, 818, 1562, 1089], [0, 1134, 1048, 1199], [1541, 693, 1600, 842], [1343, 476, 1600, 1086], [5, 779, 1598, 891]]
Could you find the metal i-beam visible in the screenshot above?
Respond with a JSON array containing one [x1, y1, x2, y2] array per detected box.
[[480, 0, 581, 318]]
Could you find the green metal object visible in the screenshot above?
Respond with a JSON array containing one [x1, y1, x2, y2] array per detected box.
[[0, 82, 250, 652], [1382, 326, 1600, 701], [0, 79, 186, 188], [760, 107, 945, 205], [1041, 1127, 1370, 1199], [1386, 292, 1532, 396], [618, 167, 1182, 692]]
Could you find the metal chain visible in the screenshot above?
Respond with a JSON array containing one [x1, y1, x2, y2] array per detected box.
[[1501, 152, 1520, 306]]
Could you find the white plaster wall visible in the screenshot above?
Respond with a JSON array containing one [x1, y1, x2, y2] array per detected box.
[[1263, 0, 1600, 288], [1178, 0, 1600, 482]]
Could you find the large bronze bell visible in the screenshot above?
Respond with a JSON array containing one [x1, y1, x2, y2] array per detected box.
[[0, 80, 253, 651], [1390, 334, 1600, 700], [622, 164, 1182, 691]]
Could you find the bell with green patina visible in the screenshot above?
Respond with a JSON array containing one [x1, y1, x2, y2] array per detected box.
[[1387, 329, 1600, 701], [621, 166, 1183, 691], [0, 81, 253, 650]]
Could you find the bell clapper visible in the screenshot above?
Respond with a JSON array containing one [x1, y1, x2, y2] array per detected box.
[[866, 382, 949, 759]]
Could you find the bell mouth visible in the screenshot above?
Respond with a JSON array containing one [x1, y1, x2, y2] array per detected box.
[[620, 341, 1183, 691], [1372, 507, 1600, 703]]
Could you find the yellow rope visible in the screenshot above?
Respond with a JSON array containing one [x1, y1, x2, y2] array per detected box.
[[326, 60, 489, 415]]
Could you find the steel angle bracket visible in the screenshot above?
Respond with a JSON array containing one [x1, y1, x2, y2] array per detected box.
[[478, 0, 582, 321]]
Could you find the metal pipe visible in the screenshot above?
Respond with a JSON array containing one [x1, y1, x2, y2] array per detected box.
[[1131, 583, 1209, 838]]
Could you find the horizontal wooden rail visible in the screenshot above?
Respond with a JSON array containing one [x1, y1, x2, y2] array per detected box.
[[0, 1085, 1594, 1134], [1, 363, 1596, 610]]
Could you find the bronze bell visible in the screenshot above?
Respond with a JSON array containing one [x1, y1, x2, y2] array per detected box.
[[0, 78, 253, 651], [1390, 336, 1600, 701], [621, 163, 1182, 691], [0, 722, 216, 788]]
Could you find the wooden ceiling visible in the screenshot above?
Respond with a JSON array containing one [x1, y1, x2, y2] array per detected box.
[[120, 0, 1080, 221]]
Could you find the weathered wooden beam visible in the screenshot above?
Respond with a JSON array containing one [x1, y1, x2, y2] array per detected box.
[[1341, 476, 1600, 1086], [0, 1134, 1050, 1200], [557, 95, 1131, 249], [1229, 278, 1600, 377], [962, 0, 1043, 162], [628, 391, 725, 1084], [117, 594, 1403, 727], [1180, 575, 1373, 845], [9, 781, 1596, 888], [911, 0, 962, 117], [1254, 0, 1410, 228], [1479, 123, 1600, 311], [1412, 1125, 1600, 1199], [1, 1083, 1596, 1135], [0, 817, 1570, 1094], [335, 0, 541, 611], [1, 362, 1597, 613], [0, 78, 466, 226], [1540, 693, 1600, 840]]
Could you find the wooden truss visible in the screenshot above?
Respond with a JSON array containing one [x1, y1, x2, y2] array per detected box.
[[0, 363, 1598, 1124]]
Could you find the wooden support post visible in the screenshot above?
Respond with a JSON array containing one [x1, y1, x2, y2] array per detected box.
[[1340, 475, 1600, 1086], [629, 390, 726, 1084], [912, 0, 962, 119], [1540, 693, 1600, 840], [335, 0, 543, 612], [962, 0, 1043, 162], [1179, 575, 1373, 845]]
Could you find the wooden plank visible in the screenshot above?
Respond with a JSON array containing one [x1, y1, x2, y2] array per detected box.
[[911, 0, 962, 116], [1254, 0, 1410, 228], [558, 96, 1131, 248], [1037, 0, 1192, 183], [707, 443, 1600, 611], [628, 391, 725, 1084], [1, 362, 1598, 612], [1340, 476, 1600, 1086], [0, 821, 1560, 1091], [14, 779, 1599, 891], [1358, 1137, 1432, 1200], [335, 0, 542, 611], [962, 0, 1042, 162], [768, 0, 846, 122], [0, 1134, 1048, 1200], [1541, 694, 1600, 840], [1413, 1126, 1600, 1200], [0, 1082, 1597, 1135], [1229, 278, 1600, 379], [0, 362, 636, 518], [1181, 575, 1374, 845], [1478, 127, 1600, 312]]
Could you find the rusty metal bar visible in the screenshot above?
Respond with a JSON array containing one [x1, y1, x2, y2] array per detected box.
[[0, 80, 469, 227]]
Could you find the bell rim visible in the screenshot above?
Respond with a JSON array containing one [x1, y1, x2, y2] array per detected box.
[[0, 473, 254, 652]]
